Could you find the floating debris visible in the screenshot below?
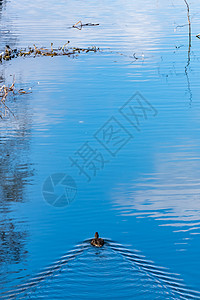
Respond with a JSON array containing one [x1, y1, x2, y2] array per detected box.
[[0, 42, 100, 62], [72, 20, 99, 30], [0, 78, 31, 119], [196, 33, 200, 39]]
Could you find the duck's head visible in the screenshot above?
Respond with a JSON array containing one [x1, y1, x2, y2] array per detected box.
[[95, 232, 99, 239]]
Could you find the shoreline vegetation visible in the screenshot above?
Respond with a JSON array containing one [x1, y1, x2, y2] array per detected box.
[[0, 42, 100, 119]]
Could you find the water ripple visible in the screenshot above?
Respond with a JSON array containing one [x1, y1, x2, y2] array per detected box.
[[1, 239, 200, 299]]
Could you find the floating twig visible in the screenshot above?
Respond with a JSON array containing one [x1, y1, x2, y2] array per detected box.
[[72, 21, 99, 30]]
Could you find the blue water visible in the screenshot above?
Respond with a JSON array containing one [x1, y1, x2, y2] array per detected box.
[[1, 0, 200, 299]]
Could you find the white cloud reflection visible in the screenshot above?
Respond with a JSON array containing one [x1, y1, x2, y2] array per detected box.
[[112, 142, 200, 234]]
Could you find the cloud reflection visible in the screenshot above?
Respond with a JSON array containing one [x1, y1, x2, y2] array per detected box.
[[112, 142, 200, 235]]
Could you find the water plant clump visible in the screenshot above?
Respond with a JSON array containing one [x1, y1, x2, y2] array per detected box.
[[0, 79, 31, 119], [0, 42, 100, 62]]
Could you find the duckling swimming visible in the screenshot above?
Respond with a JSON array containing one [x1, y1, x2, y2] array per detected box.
[[91, 232, 104, 247]]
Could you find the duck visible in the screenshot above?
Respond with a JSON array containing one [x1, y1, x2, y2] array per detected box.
[[91, 232, 104, 247]]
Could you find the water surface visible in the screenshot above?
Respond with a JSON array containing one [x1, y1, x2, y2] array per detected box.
[[1, 0, 200, 298]]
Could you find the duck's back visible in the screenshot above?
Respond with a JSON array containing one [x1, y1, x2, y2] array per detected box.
[[91, 238, 104, 247]]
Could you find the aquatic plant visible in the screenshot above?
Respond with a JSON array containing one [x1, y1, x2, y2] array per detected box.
[[0, 78, 31, 119], [0, 42, 100, 62]]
